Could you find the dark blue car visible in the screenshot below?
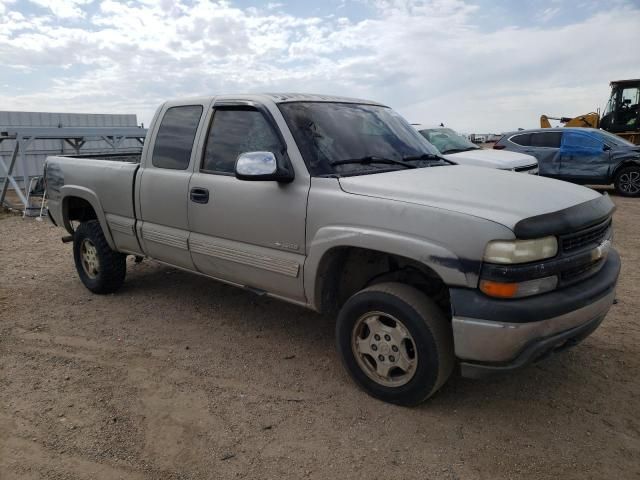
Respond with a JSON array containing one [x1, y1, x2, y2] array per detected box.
[[494, 127, 640, 196]]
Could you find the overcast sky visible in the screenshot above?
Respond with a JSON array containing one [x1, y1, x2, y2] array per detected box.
[[1, 0, 639, 132]]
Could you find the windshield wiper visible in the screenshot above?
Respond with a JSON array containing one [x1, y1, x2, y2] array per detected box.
[[330, 155, 417, 169], [402, 153, 451, 164], [440, 147, 478, 155]]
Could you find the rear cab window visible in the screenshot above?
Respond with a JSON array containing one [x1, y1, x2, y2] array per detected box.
[[152, 105, 204, 170]]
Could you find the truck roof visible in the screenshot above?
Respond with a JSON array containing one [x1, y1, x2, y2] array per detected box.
[[163, 93, 386, 107], [263, 93, 384, 105], [610, 79, 640, 86]]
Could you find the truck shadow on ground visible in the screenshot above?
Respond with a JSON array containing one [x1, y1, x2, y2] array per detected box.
[[116, 260, 605, 414]]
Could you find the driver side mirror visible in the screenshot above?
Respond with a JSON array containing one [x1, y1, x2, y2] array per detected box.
[[235, 151, 294, 183]]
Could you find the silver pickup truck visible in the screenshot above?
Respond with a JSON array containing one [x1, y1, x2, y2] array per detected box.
[[45, 94, 620, 405]]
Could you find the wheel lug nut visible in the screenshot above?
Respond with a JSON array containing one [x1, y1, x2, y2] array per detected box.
[[392, 345, 398, 352], [371, 344, 378, 351], [389, 355, 395, 362], [378, 355, 385, 362], [384, 334, 391, 341]]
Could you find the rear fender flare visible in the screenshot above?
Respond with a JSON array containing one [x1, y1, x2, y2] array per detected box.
[[60, 185, 116, 249]]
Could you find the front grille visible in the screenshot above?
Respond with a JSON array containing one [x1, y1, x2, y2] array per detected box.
[[561, 258, 605, 283], [561, 218, 611, 253]]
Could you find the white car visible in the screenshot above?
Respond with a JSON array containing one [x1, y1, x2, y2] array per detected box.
[[415, 126, 538, 174]]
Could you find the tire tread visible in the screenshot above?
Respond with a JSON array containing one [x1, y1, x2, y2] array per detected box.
[[73, 220, 126, 294], [360, 282, 455, 401], [336, 282, 455, 405]]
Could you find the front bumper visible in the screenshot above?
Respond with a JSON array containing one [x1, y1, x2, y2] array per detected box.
[[450, 249, 620, 378]]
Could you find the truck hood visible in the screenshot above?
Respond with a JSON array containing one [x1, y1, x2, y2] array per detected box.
[[443, 148, 536, 169], [338, 165, 600, 232]]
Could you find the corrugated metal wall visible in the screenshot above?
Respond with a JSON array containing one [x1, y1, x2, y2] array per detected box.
[[0, 111, 142, 183]]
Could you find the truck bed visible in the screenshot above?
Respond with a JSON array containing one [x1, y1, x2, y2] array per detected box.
[[45, 154, 140, 233]]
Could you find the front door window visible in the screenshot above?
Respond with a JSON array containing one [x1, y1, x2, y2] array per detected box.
[[202, 108, 283, 174]]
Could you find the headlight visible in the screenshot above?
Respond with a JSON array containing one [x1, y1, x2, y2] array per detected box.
[[484, 236, 557, 264]]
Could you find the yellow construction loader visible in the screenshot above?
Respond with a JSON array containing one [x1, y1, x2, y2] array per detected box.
[[540, 79, 640, 144]]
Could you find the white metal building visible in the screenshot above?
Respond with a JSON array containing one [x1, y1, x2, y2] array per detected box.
[[0, 110, 142, 183], [0, 110, 146, 215]]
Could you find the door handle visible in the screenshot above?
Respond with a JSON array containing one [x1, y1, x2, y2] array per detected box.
[[190, 187, 209, 204]]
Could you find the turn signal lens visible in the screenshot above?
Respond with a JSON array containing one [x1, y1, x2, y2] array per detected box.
[[480, 276, 558, 299], [479, 280, 518, 298]]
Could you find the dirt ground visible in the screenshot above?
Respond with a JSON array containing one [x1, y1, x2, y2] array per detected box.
[[1, 192, 639, 480]]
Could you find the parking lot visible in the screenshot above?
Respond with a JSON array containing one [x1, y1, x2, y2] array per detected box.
[[0, 191, 639, 479]]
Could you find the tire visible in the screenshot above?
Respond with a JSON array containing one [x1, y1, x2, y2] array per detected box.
[[336, 282, 454, 406], [614, 166, 640, 197], [73, 220, 126, 294]]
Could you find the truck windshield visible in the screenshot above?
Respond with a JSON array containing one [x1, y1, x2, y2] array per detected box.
[[418, 128, 479, 155], [278, 102, 445, 176]]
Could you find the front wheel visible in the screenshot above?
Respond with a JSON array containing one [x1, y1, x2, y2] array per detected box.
[[614, 166, 640, 197], [336, 282, 454, 406], [73, 220, 126, 294]]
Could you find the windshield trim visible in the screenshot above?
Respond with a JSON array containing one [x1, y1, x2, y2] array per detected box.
[[318, 163, 450, 178]]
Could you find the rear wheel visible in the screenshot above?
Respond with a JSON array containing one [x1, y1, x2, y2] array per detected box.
[[336, 282, 454, 406], [73, 220, 126, 294], [614, 166, 640, 197]]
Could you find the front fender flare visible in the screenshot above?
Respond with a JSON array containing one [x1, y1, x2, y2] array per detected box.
[[304, 226, 477, 311]]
